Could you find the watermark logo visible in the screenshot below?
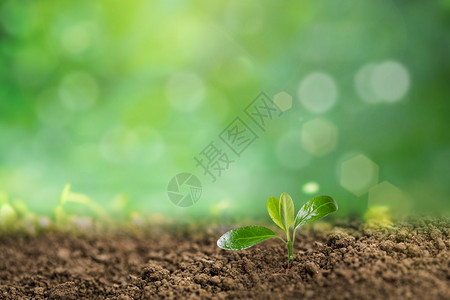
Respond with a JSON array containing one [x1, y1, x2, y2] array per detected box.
[[167, 91, 288, 207], [167, 173, 202, 207]]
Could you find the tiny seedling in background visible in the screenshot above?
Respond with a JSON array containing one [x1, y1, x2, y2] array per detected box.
[[217, 193, 338, 264], [54, 184, 110, 229]]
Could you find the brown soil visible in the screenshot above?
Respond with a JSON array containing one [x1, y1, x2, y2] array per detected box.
[[0, 219, 449, 300]]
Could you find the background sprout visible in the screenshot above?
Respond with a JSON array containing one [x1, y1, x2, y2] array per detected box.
[[11, 199, 38, 234], [218, 193, 338, 264], [54, 184, 110, 230]]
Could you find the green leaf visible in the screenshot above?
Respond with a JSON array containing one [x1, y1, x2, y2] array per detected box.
[[267, 196, 285, 231], [217, 226, 279, 250], [60, 184, 71, 205], [294, 195, 338, 230], [280, 193, 294, 230]]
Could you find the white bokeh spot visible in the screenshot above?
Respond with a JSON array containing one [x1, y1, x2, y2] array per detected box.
[[371, 61, 410, 102], [355, 61, 410, 104], [354, 64, 382, 104], [302, 181, 320, 194], [340, 154, 379, 196], [301, 118, 338, 157], [298, 72, 337, 113], [61, 21, 95, 55]]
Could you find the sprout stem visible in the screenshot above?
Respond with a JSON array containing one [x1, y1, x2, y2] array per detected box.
[[287, 241, 293, 263]]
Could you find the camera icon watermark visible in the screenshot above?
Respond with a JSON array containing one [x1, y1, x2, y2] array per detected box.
[[167, 173, 202, 207]]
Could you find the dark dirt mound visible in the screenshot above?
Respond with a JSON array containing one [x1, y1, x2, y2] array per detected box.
[[0, 219, 449, 299]]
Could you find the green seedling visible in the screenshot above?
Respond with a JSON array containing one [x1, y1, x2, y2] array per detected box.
[[217, 193, 338, 264], [54, 184, 110, 229]]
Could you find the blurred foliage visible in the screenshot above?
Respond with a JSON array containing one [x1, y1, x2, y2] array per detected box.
[[0, 0, 449, 225], [363, 205, 395, 231]]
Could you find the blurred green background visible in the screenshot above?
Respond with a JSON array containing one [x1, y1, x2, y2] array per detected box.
[[0, 0, 449, 224]]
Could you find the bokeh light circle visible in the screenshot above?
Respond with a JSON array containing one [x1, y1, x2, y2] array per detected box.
[[302, 182, 320, 194], [340, 154, 379, 196], [301, 118, 338, 157], [371, 61, 410, 102], [354, 64, 381, 104], [298, 72, 337, 113], [61, 21, 95, 55]]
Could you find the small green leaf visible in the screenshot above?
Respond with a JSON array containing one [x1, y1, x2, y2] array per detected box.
[[294, 195, 338, 230], [60, 184, 71, 205], [267, 196, 285, 230], [280, 193, 294, 230], [217, 226, 279, 250]]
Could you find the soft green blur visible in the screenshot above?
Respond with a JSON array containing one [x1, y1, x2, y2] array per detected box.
[[0, 0, 449, 224]]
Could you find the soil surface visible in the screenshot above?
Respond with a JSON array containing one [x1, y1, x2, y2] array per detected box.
[[0, 219, 449, 300]]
